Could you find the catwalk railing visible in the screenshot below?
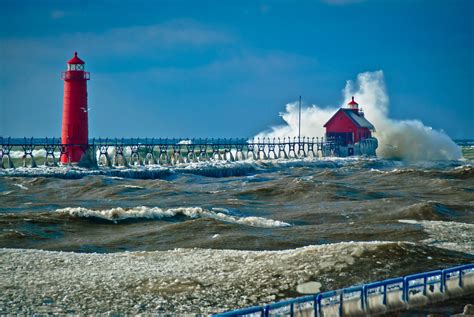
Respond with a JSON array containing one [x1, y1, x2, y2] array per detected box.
[[0, 137, 379, 168], [215, 263, 474, 317]]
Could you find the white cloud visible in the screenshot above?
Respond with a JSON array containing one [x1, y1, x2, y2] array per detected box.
[[0, 19, 235, 62], [107, 50, 319, 85], [98, 19, 234, 49]]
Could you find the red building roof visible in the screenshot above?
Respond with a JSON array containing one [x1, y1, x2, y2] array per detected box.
[[323, 109, 375, 130], [67, 52, 85, 64]]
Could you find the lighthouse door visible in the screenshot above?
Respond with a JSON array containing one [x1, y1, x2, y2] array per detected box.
[[348, 148, 354, 156]]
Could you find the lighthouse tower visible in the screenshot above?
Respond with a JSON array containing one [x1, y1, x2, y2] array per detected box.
[[60, 52, 90, 163]]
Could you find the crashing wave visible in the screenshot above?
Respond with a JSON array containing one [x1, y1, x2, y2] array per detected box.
[[256, 71, 462, 161], [56, 206, 291, 228], [0, 161, 256, 179]]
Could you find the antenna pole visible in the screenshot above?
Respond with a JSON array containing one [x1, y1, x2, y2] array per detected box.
[[298, 95, 302, 142]]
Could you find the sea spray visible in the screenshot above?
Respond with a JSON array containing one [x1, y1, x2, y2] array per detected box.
[[255, 102, 333, 140], [344, 71, 461, 161], [256, 71, 462, 161]]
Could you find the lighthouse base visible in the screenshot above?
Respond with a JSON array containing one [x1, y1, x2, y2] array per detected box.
[[60, 145, 88, 164], [59, 146, 97, 167], [323, 137, 378, 157], [77, 147, 98, 168]]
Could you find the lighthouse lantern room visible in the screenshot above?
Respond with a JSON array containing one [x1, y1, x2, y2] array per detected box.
[[60, 52, 90, 163]]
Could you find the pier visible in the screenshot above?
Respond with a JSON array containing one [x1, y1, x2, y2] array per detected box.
[[0, 136, 378, 169]]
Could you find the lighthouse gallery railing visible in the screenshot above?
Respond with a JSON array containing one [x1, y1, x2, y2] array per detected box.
[[61, 71, 90, 80]]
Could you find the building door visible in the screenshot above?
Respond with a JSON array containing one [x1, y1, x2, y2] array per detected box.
[[348, 148, 354, 156]]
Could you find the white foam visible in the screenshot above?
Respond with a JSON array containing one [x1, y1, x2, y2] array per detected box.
[[178, 139, 192, 145], [399, 219, 474, 254], [56, 206, 291, 228], [8, 149, 60, 159], [0, 157, 374, 178], [118, 184, 144, 189], [0, 160, 259, 178], [0, 165, 171, 179], [256, 71, 462, 161], [13, 183, 28, 190]]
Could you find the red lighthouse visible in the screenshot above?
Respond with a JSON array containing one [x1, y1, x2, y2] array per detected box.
[[61, 52, 90, 163]]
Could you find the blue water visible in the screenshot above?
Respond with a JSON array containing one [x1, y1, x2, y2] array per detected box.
[[0, 145, 473, 314]]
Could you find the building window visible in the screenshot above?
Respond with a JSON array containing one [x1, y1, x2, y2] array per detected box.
[[68, 64, 83, 71], [326, 132, 353, 144]]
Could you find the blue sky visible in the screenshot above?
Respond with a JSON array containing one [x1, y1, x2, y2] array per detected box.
[[1, 0, 473, 139]]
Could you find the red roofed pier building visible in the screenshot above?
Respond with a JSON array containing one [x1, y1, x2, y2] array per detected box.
[[323, 97, 378, 156]]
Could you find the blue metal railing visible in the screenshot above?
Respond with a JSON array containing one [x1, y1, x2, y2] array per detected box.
[[265, 295, 315, 316], [214, 263, 474, 317], [403, 270, 443, 301], [317, 290, 342, 316], [363, 276, 403, 308], [217, 306, 264, 317]]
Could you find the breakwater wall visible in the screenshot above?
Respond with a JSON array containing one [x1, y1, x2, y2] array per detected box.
[[216, 263, 474, 317], [0, 137, 378, 168]]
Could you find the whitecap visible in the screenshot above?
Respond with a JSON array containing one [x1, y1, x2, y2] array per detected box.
[[56, 206, 291, 228], [13, 183, 28, 190]]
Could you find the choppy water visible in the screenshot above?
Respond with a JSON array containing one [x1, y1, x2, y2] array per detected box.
[[1, 145, 473, 314]]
